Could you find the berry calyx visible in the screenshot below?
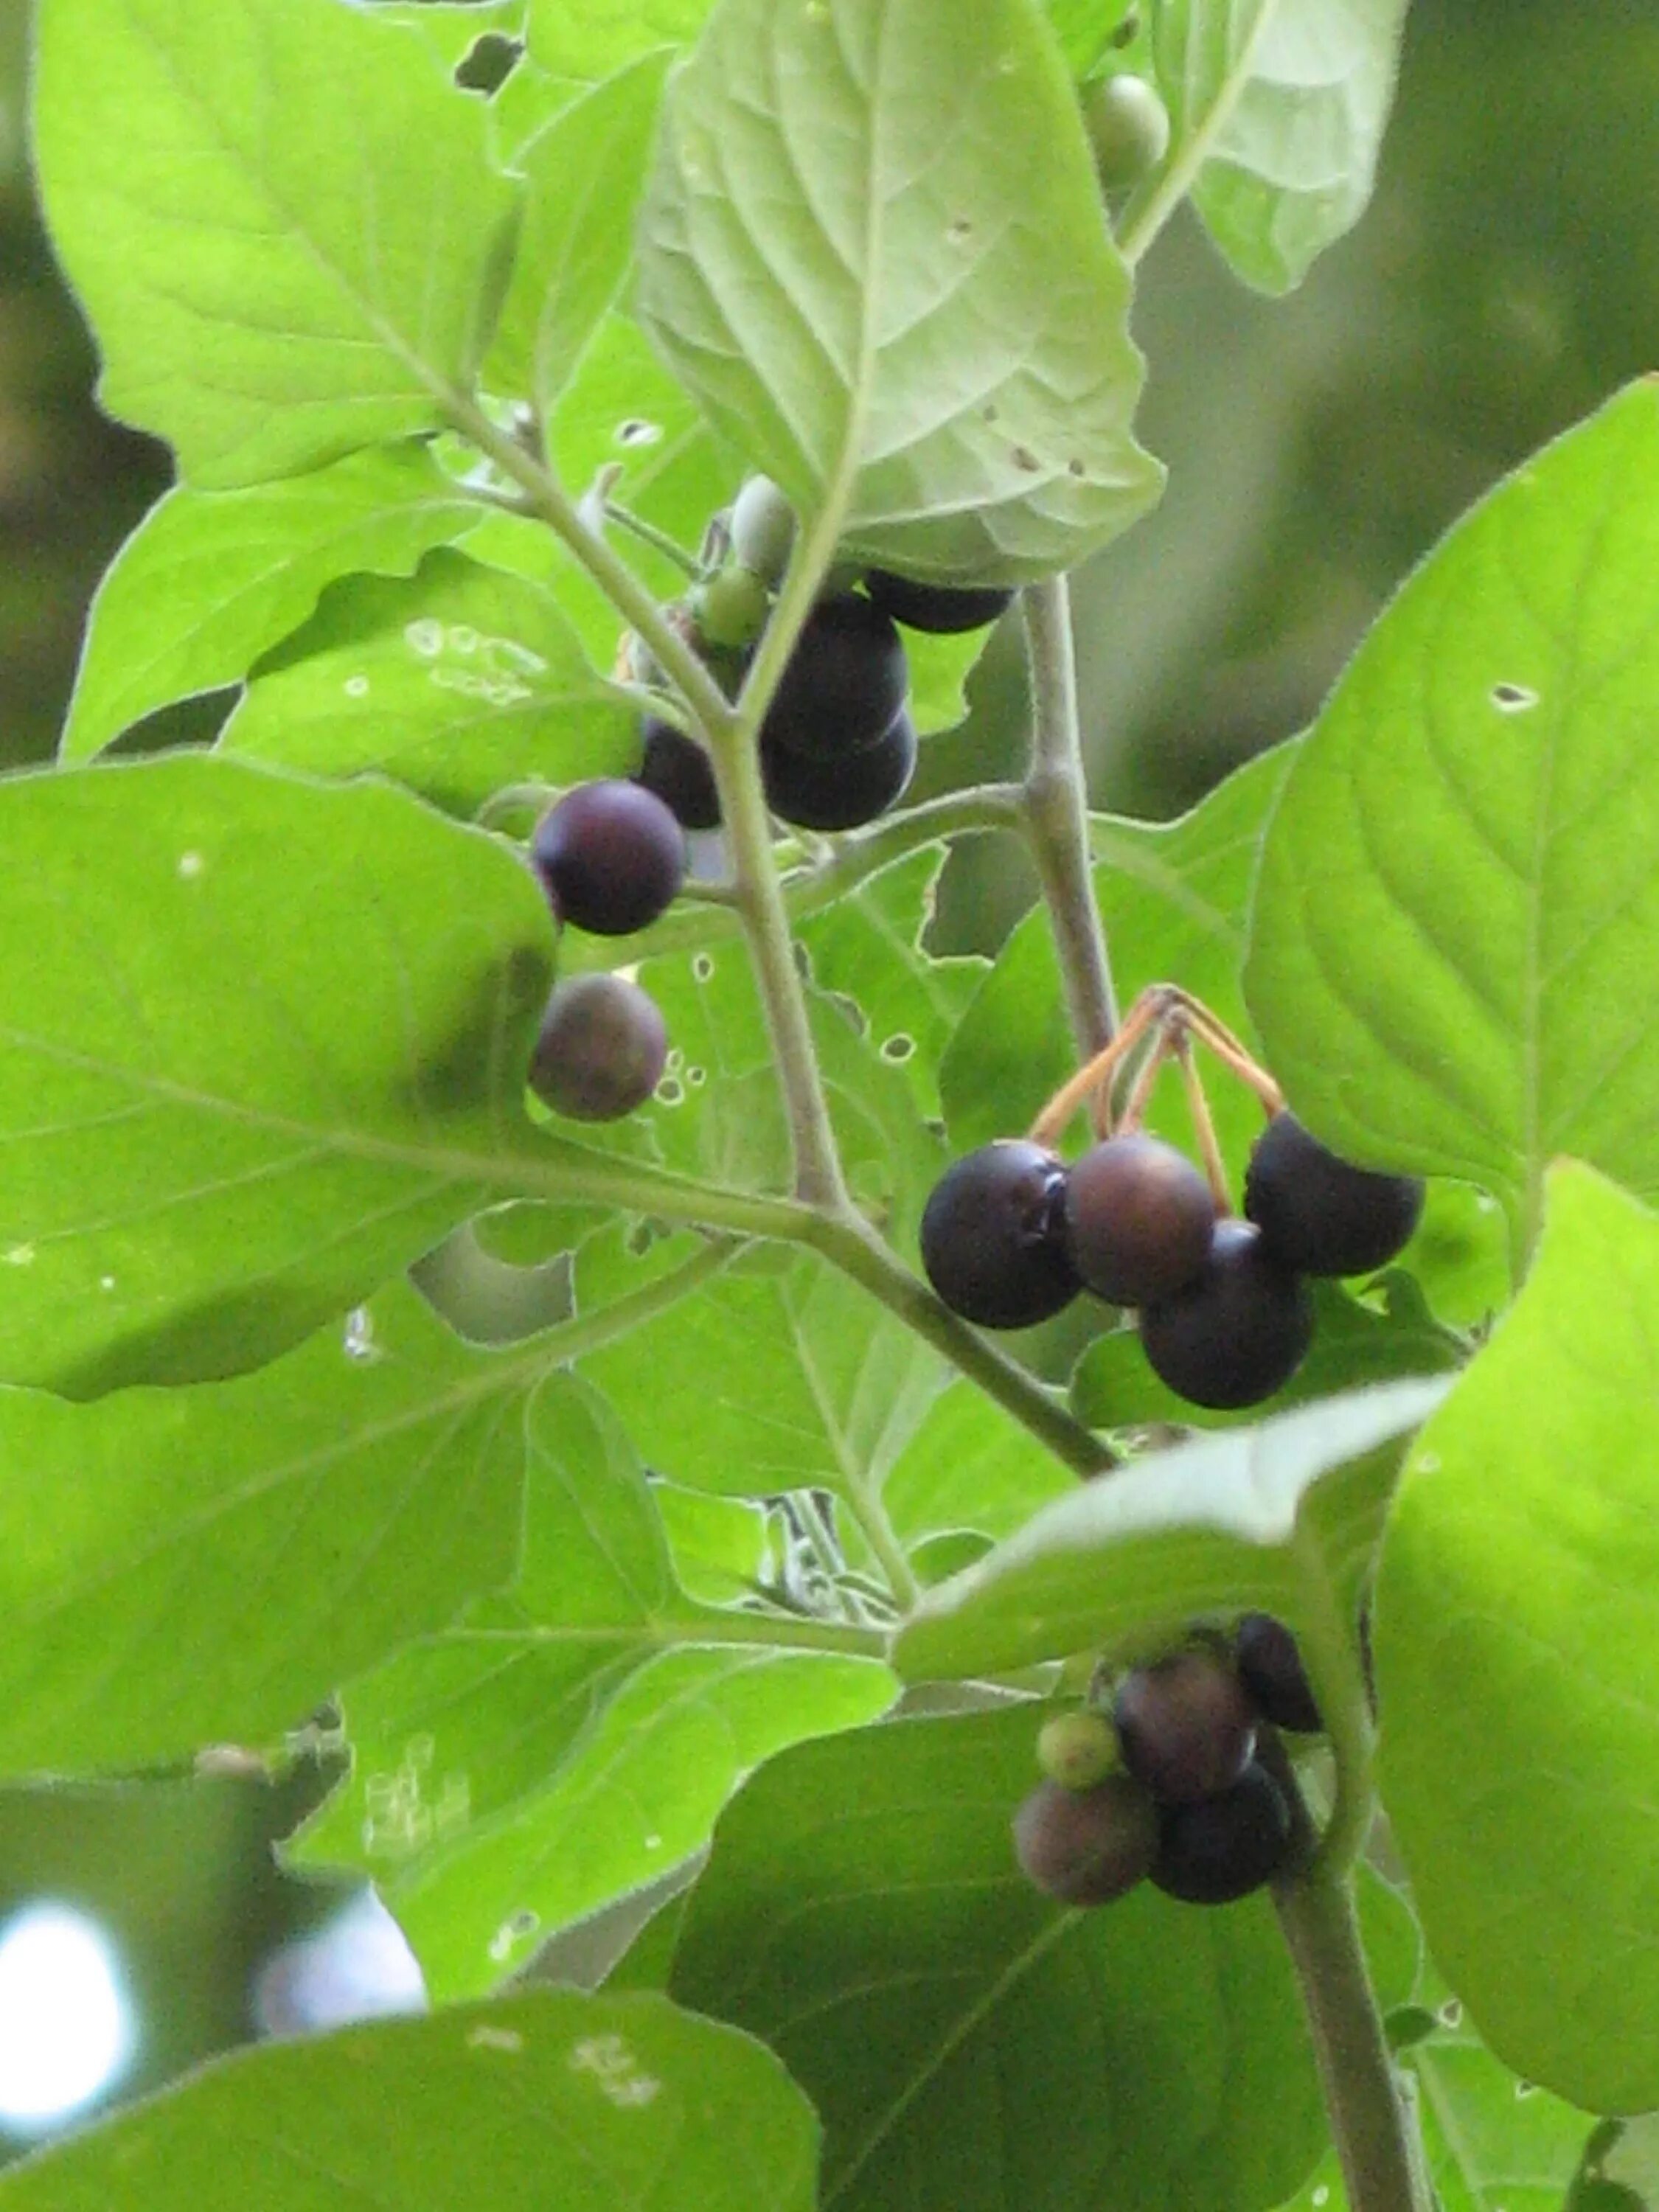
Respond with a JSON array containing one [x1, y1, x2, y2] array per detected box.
[[1037, 1708, 1121, 1792], [1013, 1774, 1158, 1907], [761, 706, 917, 831], [531, 779, 686, 937], [760, 594, 908, 762], [1113, 1650, 1257, 1806], [863, 568, 1015, 635], [635, 717, 721, 832], [1082, 74, 1171, 191], [1234, 1613, 1322, 1734], [1244, 1111, 1426, 1276], [1151, 1760, 1294, 1905], [919, 1138, 1079, 1330], [1139, 1218, 1314, 1410], [527, 973, 667, 1122], [1063, 1133, 1217, 1307], [728, 474, 797, 587]]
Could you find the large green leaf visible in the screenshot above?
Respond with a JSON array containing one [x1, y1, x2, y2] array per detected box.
[[1141, 0, 1411, 294], [0, 1990, 819, 2212], [1374, 1164, 1659, 2115], [526, 0, 711, 86], [219, 549, 634, 813], [60, 449, 485, 761], [1409, 1986, 1599, 2212], [636, 0, 1162, 583], [897, 1378, 1446, 1684], [670, 1709, 1326, 2212], [0, 1285, 534, 1775], [32, 0, 517, 487], [1245, 385, 1659, 1270], [883, 1376, 1074, 1550], [0, 754, 567, 1396]]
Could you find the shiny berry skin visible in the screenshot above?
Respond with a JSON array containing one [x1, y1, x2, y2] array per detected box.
[[635, 717, 721, 832], [760, 594, 908, 760], [1138, 1219, 1314, 1410], [531, 779, 686, 936], [863, 569, 1015, 635], [1063, 1133, 1216, 1306], [1244, 1111, 1425, 1277], [1013, 1774, 1158, 1906], [527, 973, 667, 1122], [1113, 1651, 1257, 1806], [1151, 1760, 1294, 1905], [1235, 1613, 1322, 1733], [919, 1138, 1079, 1330], [762, 707, 917, 831]]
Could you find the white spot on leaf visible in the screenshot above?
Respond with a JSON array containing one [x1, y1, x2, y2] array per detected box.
[[467, 2025, 523, 2053], [344, 675, 369, 699], [570, 2034, 661, 2108], [176, 852, 204, 880]]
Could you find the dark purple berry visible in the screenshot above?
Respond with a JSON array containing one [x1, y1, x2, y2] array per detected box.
[[762, 706, 917, 831], [1139, 1219, 1314, 1411], [1245, 1111, 1425, 1277], [1063, 1133, 1217, 1306], [531, 779, 686, 936], [635, 717, 721, 831], [527, 973, 667, 1122], [1235, 1614, 1322, 1733], [919, 1138, 1079, 1330], [1151, 1760, 1294, 1904], [1113, 1651, 1257, 1806], [863, 568, 1015, 635], [759, 594, 908, 761], [1013, 1774, 1158, 1906]]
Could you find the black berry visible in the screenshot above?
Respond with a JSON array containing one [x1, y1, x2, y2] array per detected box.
[[762, 706, 917, 831], [1113, 1650, 1257, 1806], [527, 973, 667, 1122], [1151, 1760, 1294, 1905], [1245, 1111, 1425, 1277], [760, 594, 908, 761], [919, 1138, 1079, 1329], [863, 568, 1015, 635], [1063, 1133, 1216, 1306], [1013, 1774, 1158, 1907], [635, 717, 721, 832], [1139, 1218, 1314, 1410], [1235, 1614, 1322, 1733], [531, 779, 686, 937]]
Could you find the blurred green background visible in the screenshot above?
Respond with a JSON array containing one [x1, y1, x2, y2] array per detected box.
[[0, 0, 1654, 2156]]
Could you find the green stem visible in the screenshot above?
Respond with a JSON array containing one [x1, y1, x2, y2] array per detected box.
[[1020, 577, 1119, 1056], [662, 1602, 891, 1660], [604, 500, 703, 580], [845, 1488, 923, 1612], [1273, 1868, 1435, 2212]]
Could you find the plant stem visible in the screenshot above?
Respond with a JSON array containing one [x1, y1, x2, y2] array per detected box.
[[844, 1486, 923, 1612], [1273, 1867, 1435, 2212], [662, 1604, 891, 1660], [1020, 578, 1119, 1057], [603, 500, 703, 580]]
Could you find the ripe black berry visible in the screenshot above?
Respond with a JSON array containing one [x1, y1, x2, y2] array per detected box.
[[1235, 1614, 1322, 1734], [762, 707, 917, 831], [1063, 1133, 1216, 1307], [531, 779, 686, 936], [1138, 1219, 1314, 1410], [1013, 1774, 1158, 1907], [1244, 1111, 1425, 1277], [760, 594, 908, 761], [1113, 1651, 1257, 1806], [863, 568, 1015, 635], [635, 717, 721, 832], [527, 973, 667, 1122], [1151, 1760, 1294, 1905], [919, 1138, 1079, 1330]]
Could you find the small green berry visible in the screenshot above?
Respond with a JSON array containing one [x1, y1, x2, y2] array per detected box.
[[1037, 1708, 1121, 1791], [692, 563, 771, 653], [1084, 74, 1171, 191], [728, 476, 797, 587]]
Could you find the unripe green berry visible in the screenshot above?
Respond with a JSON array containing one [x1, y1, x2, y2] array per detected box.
[[728, 476, 797, 587], [692, 563, 771, 653], [1037, 1708, 1121, 1791], [1084, 74, 1171, 191]]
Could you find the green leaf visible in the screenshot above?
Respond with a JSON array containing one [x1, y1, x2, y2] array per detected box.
[[636, 0, 1162, 585], [1044, 0, 1138, 78], [0, 1285, 533, 1775], [220, 549, 633, 813], [1408, 1991, 1598, 2212], [655, 1481, 775, 1604], [670, 1708, 1326, 2212], [0, 1990, 820, 2212], [60, 448, 487, 761], [0, 754, 560, 1395], [371, 0, 528, 75], [1071, 1273, 1464, 1432], [1245, 385, 1659, 1270], [897, 1377, 1447, 1684], [32, 0, 518, 487], [526, 0, 709, 86], [883, 1377, 1074, 1548], [1374, 1163, 1659, 2114], [488, 54, 672, 415], [1142, 0, 1412, 294]]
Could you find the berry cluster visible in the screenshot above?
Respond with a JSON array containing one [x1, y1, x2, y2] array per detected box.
[[920, 987, 1425, 1411], [1013, 1617, 1321, 1911]]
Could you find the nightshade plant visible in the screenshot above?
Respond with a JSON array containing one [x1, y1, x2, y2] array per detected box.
[[5, 0, 1659, 2206]]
